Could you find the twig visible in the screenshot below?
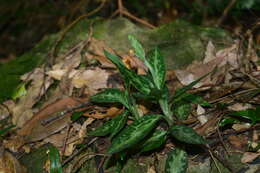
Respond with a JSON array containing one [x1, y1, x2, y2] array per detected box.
[[208, 149, 222, 173], [111, 0, 155, 29], [205, 145, 234, 172], [61, 124, 72, 156], [41, 100, 92, 126], [50, 0, 106, 65], [216, 0, 237, 26], [62, 137, 98, 166]]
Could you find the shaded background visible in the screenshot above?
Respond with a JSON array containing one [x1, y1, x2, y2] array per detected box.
[[0, 0, 259, 62]]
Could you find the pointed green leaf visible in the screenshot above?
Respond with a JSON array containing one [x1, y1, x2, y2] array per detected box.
[[228, 107, 260, 124], [88, 111, 128, 137], [48, 145, 62, 173], [90, 88, 129, 108], [165, 148, 188, 173], [108, 114, 162, 154], [12, 82, 27, 100], [104, 50, 126, 69], [71, 111, 84, 121], [110, 111, 128, 138], [0, 125, 15, 136], [104, 50, 152, 94], [124, 69, 152, 94], [140, 130, 167, 153], [219, 117, 240, 127], [182, 93, 212, 107], [169, 125, 206, 145], [128, 35, 145, 61], [147, 48, 166, 90]]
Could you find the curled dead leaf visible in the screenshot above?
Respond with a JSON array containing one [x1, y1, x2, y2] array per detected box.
[[83, 107, 122, 119], [0, 150, 26, 173]]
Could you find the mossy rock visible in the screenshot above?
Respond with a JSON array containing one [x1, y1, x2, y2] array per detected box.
[[0, 17, 232, 103]]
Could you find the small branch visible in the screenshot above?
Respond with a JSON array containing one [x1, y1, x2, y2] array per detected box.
[[216, 0, 237, 26], [62, 137, 98, 166]]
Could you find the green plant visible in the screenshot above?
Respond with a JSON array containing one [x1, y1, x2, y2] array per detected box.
[[219, 106, 260, 127], [89, 35, 211, 173]]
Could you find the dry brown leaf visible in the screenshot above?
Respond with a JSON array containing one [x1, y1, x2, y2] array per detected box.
[[17, 97, 86, 142], [195, 114, 220, 136], [147, 166, 156, 173], [85, 38, 116, 68], [47, 67, 109, 95], [232, 123, 251, 131], [3, 136, 25, 153], [122, 54, 147, 75], [0, 150, 27, 173], [241, 152, 260, 163], [197, 105, 208, 125], [83, 107, 122, 119], [12, 68, 53, 127], [228, 135, 248, 150], [227, 103, 253, 111], [175, 41, 241, 88]]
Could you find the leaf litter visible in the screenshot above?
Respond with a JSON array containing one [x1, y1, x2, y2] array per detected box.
[[0, 30, 260, 173]]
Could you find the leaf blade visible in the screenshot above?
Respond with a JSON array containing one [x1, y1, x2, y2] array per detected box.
[[90, 88, 129, 108], [48, 145, 62, 173], [147, 48, 166, 90], [128, 35, 145, 61], [107, 114, 162, 154], [165, 148, 188, 173], [169, 125, 206, 145], [104, 50, 152, 94], [140, 130, 167, 153], [88, 111, 128, 137]]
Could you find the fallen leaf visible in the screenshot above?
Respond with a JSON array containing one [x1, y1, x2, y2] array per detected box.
[[83, 107, 122, 119], [17, 97, 87, 142], [122, 54, 147, 74], [241, 152, 260, 163], [0, 149, 27, 173], [197, 105, 208, 125], [3, 136, 25, 152], [85, 38, 116, 68], [12, 68, 53, 127], [228, 135, 248, 150], [175, 41, 241, 88], [228, 103, 253, 111], [47, 67, 109, 95], [232, 123, 251, 131]]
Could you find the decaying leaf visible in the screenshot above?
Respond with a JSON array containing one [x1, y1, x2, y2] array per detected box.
[[241, 152, 260, 163], [83, 106, 122, 119], [175, 41, 241, 88], [12, 68, 53, 127], [0, 149, 27, 173], [85, 38, 116, 68], [228, 135, 248, 150], [47, 67, 109, 95], [17, 97, 87, 142]]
